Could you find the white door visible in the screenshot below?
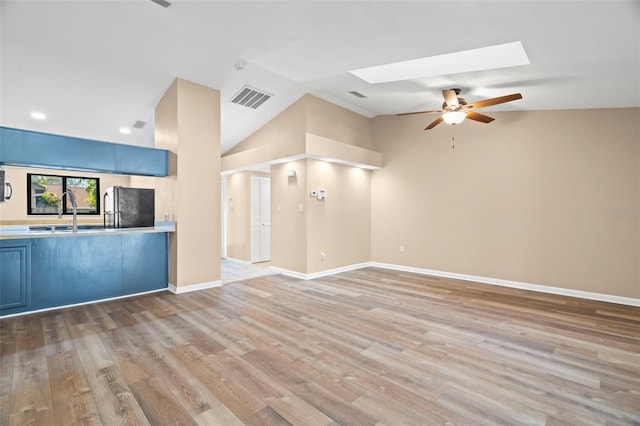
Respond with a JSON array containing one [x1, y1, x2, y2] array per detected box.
[[251, 176, 271, 262], [221, 179, 227, 259]]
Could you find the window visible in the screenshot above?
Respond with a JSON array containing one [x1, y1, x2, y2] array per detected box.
[[27, 173, 100, 215]]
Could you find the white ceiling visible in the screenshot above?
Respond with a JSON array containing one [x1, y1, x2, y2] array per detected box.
[[1, 1, 639, 154]]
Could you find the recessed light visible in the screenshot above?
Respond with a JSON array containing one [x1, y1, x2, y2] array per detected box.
[[349, 41, 530, 84], [119, 127, 131, 135], [30, 111, 46, 120]]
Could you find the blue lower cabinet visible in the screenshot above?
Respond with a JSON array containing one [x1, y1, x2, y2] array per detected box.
[[31, 235, 124, 309], [2, 232, 168, 315], [121, 233, 168, 293], [0, 239, 31, 314]]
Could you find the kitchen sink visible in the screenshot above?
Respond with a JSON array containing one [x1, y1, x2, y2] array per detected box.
[[29, 225, 106, 233]]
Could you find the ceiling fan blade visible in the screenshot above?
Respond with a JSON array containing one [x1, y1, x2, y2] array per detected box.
[[425, 116, 444, 130], [442, 90, 459, 108], [466, 111, 495, 123], [467, 93, 522, 109], [397, 109, 442, 116]]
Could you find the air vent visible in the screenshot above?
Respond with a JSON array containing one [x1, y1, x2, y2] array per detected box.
[[231, 86, 272, 109], [132, 120, 146, 129], [349, 91, 367, 98]]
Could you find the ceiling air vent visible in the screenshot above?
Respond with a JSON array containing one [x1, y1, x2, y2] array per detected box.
[[132, 120, 146, 129], [349, 91, 367, 98], [231, 86, 272, 109]]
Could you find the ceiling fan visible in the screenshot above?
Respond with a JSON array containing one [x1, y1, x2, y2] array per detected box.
[[398, 89, 523, 130]]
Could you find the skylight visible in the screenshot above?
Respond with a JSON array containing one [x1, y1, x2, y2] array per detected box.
[[349, 41, 530, 84]]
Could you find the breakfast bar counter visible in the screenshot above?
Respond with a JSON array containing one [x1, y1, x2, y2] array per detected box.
[[0, 223, 175, 316]]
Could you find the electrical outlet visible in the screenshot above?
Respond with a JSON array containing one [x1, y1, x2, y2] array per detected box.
[[320, 252, 326, 261], [400, 245, 405, 253]]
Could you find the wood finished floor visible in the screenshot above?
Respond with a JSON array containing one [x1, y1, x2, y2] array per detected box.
[[1, 267, 639, 425]]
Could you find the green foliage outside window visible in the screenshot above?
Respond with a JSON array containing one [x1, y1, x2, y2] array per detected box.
[[40, 191, 60, 207], [86, 179, 97, 209]]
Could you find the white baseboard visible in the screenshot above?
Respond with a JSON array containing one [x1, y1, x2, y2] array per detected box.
[[223, 257, 253, 265], [168, 280, 223, 294], [370, 262, 640, 308], [271, 262, 371, 281], [0, 288, 168, 319]]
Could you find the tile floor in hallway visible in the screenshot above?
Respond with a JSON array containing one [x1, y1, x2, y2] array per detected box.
[[221, 258, 275, 284]]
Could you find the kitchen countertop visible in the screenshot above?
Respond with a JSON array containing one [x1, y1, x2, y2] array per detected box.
[[0, 221, 175, 239]]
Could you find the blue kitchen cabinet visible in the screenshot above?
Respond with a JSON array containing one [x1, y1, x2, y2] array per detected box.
[[20, 130, 115, 172], [121, 232, 168, 293], [28, 233, 168, 313], [30, 235, 123, 309], [0, 231, 168, 316], [114, 144, 169, 176], [0, 239, 31, 314], [0, 127, 23, 164], [0, 126, 169, 176]]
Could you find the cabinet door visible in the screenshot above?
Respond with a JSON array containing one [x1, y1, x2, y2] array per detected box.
[[0, 240, 31, 311]]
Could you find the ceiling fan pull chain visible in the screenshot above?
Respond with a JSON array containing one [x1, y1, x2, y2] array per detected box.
[[452, 134, 455, 149]]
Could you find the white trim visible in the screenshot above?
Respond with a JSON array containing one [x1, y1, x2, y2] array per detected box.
[[270, 267, 308, 280], [0, 288, 168, 318], [168, 280, 222, 294], [371, 262, 640, 308], [223, 257, 253, 265], [271, 262, 371, 281]]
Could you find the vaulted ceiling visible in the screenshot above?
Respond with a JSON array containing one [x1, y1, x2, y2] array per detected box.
[[1, 1, 638, 154]]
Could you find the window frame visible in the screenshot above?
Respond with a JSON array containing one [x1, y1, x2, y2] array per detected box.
[[26, 173, 101, 216]]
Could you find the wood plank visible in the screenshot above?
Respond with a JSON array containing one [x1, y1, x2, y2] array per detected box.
[[143, 342, 220, 418], [168, 344, 268, 424], [68, 323, 150, 425], [9, 315, 55, 426], [195, 403, 246, 426], [42, 314, 101, 425], [129, 375, 196, 425], [263, 393, 334, 426], [0, 317, 17, 426]]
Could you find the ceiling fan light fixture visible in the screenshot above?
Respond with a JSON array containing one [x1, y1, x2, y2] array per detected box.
[[442, 110, 467, 125]]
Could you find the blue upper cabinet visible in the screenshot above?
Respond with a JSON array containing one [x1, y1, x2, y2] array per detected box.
[[114, 143, 168, 176], [0, 127, 23, 163], [0, 127, 168, 176]]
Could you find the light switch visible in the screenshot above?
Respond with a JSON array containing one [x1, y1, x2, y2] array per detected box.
[[299, 204, 304, 212]]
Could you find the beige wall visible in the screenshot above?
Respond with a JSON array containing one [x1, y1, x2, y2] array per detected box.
[[271, 161, 308, 272], [155, 78, 221, 288], [371, 108, 640, 298], [225, 93, 639, 299], [271, 158, 371, 274], [225, 171, 252, 261], [225, 94, 375, 275], [225, 95, 307, 155], [306, 95, 373, 150], [306, 159, 371, 273], [0, 165, 130, 225], [227, 94, 373, 156], [154, 80, 180, 286]]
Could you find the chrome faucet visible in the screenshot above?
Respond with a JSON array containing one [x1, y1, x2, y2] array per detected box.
[[59, 190, 78, 232]]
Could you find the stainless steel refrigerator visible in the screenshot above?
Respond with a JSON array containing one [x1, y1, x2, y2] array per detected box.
[[104, 186, 155, 228]]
